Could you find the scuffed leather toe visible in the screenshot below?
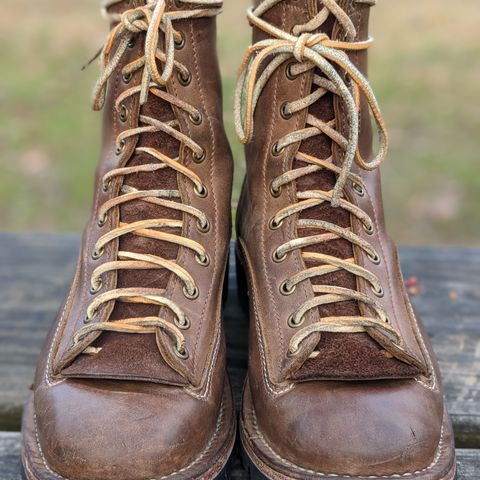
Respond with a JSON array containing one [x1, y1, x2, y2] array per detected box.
[[34, 379, 219, 480], [249, 379, 444, 477]]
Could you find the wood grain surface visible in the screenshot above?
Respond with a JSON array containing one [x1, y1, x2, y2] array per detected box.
[[0, 232, 479, 477]]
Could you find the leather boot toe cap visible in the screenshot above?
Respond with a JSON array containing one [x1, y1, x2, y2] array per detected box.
[[252, 379, 444, 477], [34, 380, 217, 480]]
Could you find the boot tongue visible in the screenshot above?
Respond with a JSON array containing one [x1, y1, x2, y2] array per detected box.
[[64, 89, 188, 384], [269, 4, 419, 381], [70, 88, 187, 385], [63, 4, 188, 385]]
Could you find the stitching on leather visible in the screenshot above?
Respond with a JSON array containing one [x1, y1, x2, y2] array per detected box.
[[404, 287, 437, 391], [33, 413, 64, 479], [240, 239, 293, 397], [393, 249, 436, 391], [364, 188, 434, 383], [258, 3, 287, 372], [45, 267, 78, 387], [81, 54, 121, 325], [188, 18, 219, 375], [365, 192, 402, 338], [395, 251, 437, 390], [51, 50, 122, 375], [185, 325, 222, 400], [185, 248, 228, 399], [158, 400, 227, 479], [30, 401, 227, 480], [187, 20, 204, 369], [248, 406, 446, 478], [23, 448, 59, 480], [23, 457, 40, 480]]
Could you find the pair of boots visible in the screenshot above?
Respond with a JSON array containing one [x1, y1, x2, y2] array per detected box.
[[21, 1, 456, 479]]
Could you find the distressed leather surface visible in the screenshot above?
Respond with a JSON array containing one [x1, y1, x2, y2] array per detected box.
[[23, 1, 235, 478], [237, 0, 454, 477]]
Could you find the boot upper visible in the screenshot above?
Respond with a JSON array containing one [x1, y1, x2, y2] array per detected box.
[[28, 1, 234, 478], [236, 0, 452, 477]]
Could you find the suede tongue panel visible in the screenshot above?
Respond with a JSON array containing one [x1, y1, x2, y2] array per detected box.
[[65, 6, 187, 383], [288, 13, 418, 381]]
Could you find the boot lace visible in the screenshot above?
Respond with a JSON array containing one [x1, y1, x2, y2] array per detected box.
[[71, 0, 222, 360], [235, 0, 418, 366]]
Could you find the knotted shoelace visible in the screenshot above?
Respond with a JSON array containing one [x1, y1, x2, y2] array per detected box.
[[234, 0, 418, 366], [71, 0, 222, 360]]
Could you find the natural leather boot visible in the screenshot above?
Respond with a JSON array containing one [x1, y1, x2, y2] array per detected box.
[[21, 1, 235, 479], [235, 0, 456, 478]]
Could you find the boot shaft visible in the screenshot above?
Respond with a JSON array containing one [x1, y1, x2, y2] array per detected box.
[[236, 0, 429, 382], [50, 0, 233, 388]]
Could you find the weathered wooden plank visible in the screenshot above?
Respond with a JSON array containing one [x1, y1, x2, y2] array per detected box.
[[0, 233, 479, 449], [455, 449, 480, 480], [0, 233, 79, 431], [0, 433, 22, 480], [399, 248, 480, 447], [0, 432, 478, 479]]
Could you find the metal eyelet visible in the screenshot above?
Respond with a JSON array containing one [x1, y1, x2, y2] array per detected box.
[[353, 182, 365, 196], [97, 215, 107, 227], [288, 315, 304, 328], [119, 104, 128, 122], [197, 218, 211, 233], [280, 102, 293, 119], [272, 249, 287, 263], [92, 248, 104, 260], [176, 316, 191, 330], [270, 181, 281, 197], [174, 32, 185, 49], [174, 0, 183, 8], [84, 311, 97, 324], [178, 70, 192, 87], [183, 285, 199, 300], [371, 285, 385, 297], [196, 253, 210, 266], [189, 111, 202, 125], [271, 142, 285, 157], [122, 73, 132, 84], [363, 223, 374, 235], [89, 279, 103, 295], [102, 181, 111, 193], [280, 281, 295, 296], [269, 217, 283, 230], [115, 140, 126, 156], [193, 148, 206, 163], [368, 252, 381, 265], [127, 37, 136, 49], [285, 61, 298, 80], [174, 346, 189, 359], [194, 184, 208, 198]]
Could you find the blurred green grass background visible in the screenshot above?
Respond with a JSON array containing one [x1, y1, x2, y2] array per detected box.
[[0, 0, 479, 244]]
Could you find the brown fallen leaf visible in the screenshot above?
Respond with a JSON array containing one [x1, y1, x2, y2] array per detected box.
[[407, 285, 422, 296], [448, 290, 458, 301], [405, 276, 423, 296]]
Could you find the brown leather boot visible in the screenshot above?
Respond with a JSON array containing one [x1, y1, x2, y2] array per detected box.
[[235, 1, 456, 478], [21, 1, 235, 479]]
